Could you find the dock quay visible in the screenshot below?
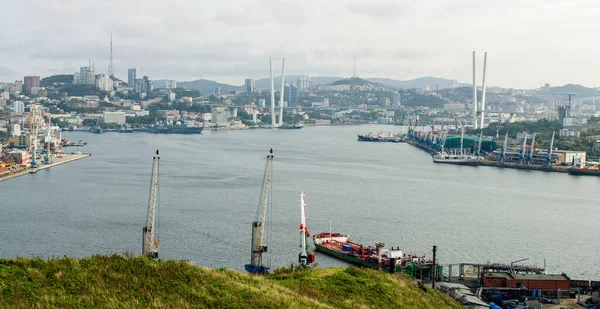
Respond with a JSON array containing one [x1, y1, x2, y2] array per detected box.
[[0, 153, 90, 183], [478, 159, 570, 173], [402, 132, 574, 174]]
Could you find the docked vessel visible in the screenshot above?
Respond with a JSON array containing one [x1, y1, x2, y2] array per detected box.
[[89, 125, 103, 134], [115, 125, 134, 133], [313, 232, 440, 279], [432, 154, 479, 166], [431, 123, 479, 166], [136, 122, 203, 134], [357, 133, 381, 142], [568, 158, 600, 176], [358, 132, 405, 143], [279, 123, 304, 130]]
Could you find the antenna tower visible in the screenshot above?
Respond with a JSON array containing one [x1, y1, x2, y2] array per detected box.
[[352, 54, 357, 78], [109, 33, 114, 77]]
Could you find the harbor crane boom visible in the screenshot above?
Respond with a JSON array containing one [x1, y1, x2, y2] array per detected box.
[[528, 133, 537, 161], [299, 192, 315, 267], [245, 148, 274, 274], [546, 129, 556, 165], [143, 150, 160, 259], [501, 131, 509, 161]]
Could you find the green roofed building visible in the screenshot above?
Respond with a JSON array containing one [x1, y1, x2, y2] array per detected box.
[[444, 135, 497, 151]]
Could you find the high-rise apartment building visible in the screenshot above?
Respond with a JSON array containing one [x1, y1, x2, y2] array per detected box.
[[23, 76, 40, 94], [244, 78, 255, 93], [297, 75, 310, 90], [164, 80, 177, 89], [284, 84, 299, 106], [75, 66, 95, 85], [142, 76, 154, 94], [13, 101, 24, 113], [96, 74, 114, 91], [134, 79, 144, 93], [128, 68, 139, 87]]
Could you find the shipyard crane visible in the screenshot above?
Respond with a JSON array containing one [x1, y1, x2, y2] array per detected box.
[[298, 191, 315, 267], [142, 150, 160, 259], [500, 131, 509, 162], [245, 148, 274, 275], [546, 129, 556, 166]]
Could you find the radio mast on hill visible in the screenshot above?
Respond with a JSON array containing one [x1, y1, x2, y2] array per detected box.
[[353, 54, 357, 78], [108, 33, 114, 77]]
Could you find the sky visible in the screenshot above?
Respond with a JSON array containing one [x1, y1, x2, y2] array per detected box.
[[2, 0, 599, 89]]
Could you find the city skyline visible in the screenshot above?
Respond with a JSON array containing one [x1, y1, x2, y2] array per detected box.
[[2, 0, 599, 89]]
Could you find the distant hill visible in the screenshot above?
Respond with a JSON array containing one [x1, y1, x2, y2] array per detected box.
[[367, 76, 464, 89], [175, 79, 241, 95], [41, 74, 73, 86], [547, 84, 600, 97], [254, 75, 464, 89], [330, 77, 373, 85], [255, 76, 343, 89]]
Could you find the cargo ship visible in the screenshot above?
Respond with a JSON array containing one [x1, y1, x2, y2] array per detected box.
[[358, 132, 405, 143], [432, 153, 479, 166], [313, 232, 441, 279], [568, 158, 600, 176], [357, 133, 381, 142], [136, 122, 203, 134]]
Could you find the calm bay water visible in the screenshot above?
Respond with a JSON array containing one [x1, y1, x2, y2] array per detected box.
[[2, 125, 599, 279]]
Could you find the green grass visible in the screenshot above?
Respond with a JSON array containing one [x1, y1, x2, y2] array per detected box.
[[0, 255, 462, 308]]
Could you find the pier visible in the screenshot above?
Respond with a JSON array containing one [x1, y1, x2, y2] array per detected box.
[[402, 133, 575, 174], [0, 153, 91, 182]]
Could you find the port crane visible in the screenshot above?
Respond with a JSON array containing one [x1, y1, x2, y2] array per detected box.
[[526, 132, 537, 164], [142, 150, 160, 259], [519, 132, 528, 164], [44, 116, 54, 164], [546, 129, 556, 166], [500, 131, 509, 162], [29, 106, 44, 167], [298, 192, 315, 267], [245, 148, 274, 274]]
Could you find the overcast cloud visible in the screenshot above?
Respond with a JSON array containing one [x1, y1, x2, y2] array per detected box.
[[2, 0, 599, 88]]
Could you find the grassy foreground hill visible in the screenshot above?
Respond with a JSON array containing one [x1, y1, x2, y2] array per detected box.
[[0, 254, 462, 308]]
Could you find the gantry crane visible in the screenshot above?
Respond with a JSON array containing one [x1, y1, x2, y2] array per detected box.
[[245, 148, 274, 274], [143, 149, 160, 259]]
